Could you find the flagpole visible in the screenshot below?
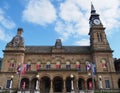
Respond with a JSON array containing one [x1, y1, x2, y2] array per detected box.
[[18, 63, 22, 90], [18, 61, 24, 91], [91, 63, 95, 93]]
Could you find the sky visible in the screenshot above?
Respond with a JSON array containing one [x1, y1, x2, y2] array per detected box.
[[0, 0, 120, 58]]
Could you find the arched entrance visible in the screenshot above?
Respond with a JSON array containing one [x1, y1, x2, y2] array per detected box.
[[41, 76, 50, 93], [53, 76, 63, 92], [20, 78, 29, 90], [87, 78, 96, 90], [118, 79, 120, 89], [78, 78, 85, 90], [31, 78, 37, 90], [66, 77, 71, 92]]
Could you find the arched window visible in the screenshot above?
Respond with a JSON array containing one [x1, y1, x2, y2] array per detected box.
[[76, 61, 80, 70], [56, 61, 61, 69], [26, 60, 31, 71], [9, 59, 15, 68], [36, 61, 41, 71], [66, 61, 70, 69], [101, 59, 107, 69], [46, 61, 51, 69]]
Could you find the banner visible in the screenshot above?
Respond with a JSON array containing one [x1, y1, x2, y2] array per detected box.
[[92, 63, 97, 75]]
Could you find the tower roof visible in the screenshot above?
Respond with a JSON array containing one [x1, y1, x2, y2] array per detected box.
[[91, 2, 96, 14]]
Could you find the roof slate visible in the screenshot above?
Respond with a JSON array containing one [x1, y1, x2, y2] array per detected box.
[[25, 46, 91, 54]]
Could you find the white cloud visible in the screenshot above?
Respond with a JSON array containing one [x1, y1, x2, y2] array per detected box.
[[21, 0, 120, 45], [54, 0, 120, 45], [0, 27, 12, 42], [0, 8, 16, 29], [75, 39, 89, 46], [22, 0, 57, 25], [93, 0, 120, 33], [0, 8, 15, 42], [55, 0, 90, 41]]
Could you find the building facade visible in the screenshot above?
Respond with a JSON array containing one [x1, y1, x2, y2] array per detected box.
[[0, 3, 120, 93]]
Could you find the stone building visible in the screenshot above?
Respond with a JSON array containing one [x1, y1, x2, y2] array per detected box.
[[0, 3, 120, 93], [0, 58, 2, 71]]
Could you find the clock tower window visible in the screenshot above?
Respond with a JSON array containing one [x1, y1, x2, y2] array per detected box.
[[97, 32, 103, 42]]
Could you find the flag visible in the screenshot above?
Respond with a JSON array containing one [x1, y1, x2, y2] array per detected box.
[[16, 65, 22, 76], [56, 64, 60, 69], [36, 64, 41, 71], [9, 62, 14, 68], [92, 63, 97, 75], [46, 62, 50, 69], [22, 64, 26, 75], [76, 62, 80, 69], [86, 63, 91, 71], [26, 64, 31, 71], [46, 64, 50, 69], [66, 64, 70, 69], [102, 62, 107, 68]]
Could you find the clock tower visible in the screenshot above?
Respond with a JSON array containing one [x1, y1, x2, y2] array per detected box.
[[89, 3, 111, 51]]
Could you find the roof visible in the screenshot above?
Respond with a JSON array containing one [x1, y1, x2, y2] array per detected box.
[[25, 46, 91, 54]]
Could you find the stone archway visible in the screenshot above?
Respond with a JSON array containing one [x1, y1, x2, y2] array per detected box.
[[87, 78, 96, 90], [66, 77, 71, 92], [53, 76, 63, 92], [118, 79, 120, 89], [78, 78, 85, 90], [31, 78, 37, 90], [41, 76, 50, 93], [20, 78, 29, 90]]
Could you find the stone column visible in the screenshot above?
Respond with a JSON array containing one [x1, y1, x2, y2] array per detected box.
[[50, 79, 53, 93], [85, 80, 87, 90], [63, 79, 66, 93], [75, 79, 78, 93]]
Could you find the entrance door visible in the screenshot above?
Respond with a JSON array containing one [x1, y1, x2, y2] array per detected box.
[[41, 76, 50, 93], [20, 78, 29, 90], [53, 76, 63, 92], [78, 78, 85, 90], [118, 79, 120, 89], [66, 77, 71, 92]]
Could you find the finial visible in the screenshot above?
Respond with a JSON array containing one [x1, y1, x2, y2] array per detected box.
[[17, 28, 23, 36]]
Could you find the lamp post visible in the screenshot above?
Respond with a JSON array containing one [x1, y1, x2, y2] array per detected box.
[[9, 75, 14, 93], [70, 74, 74, 93], [99, 75, 103, 90], [36, 74, 40, 93]]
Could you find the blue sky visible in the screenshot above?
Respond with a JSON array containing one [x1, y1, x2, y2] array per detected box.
[[0, 0, 120, 58]]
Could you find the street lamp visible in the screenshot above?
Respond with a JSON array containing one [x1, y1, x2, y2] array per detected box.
[[70, 74, 74, 93], [99, 75, 103, 89], [36, 74, 40, 93]]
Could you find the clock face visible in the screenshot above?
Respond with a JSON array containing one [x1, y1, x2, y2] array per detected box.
[[93, 19, 100, 25]]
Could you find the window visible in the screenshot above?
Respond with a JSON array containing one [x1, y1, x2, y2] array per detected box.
[[9, 59, 15, 68], [66, 61, 70, 69], [26, 61, 31, 71], [56, 61, 61, 69], [105, 80, 110, 89], [101, 59, 107, 69], [46, 61, 51, 69], [6, 79, 11, 89], [36, 61, 41, 71], [76, 61, 80, 70]]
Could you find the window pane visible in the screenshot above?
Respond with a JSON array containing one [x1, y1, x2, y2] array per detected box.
[[105, 80, 110, 88], [6, 80, 11, 88]]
